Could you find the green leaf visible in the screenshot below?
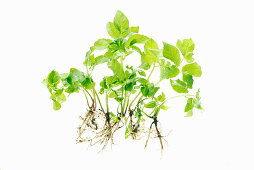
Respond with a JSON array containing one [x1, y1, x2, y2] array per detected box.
[[141, 53, 156, 65], [139, 61, 150, 70], [182, 73, 193, 89], [182, 62, 202, 77], [157, 92, 166, 102], [53, 100, 61, 110], [109, 90, 117, 98], [125, 81, 136, 91], [93, 55, 109, 66], [176, 39, 195, 63], [58, 93, 66, 103], [161, 105, 169, 110], [144, 101, 157, 108], [108, 59, 124, 81], [106, 22, 121, 39], [130, 45, 142, 55], [185, 110, 193, 117], [125, 125, 130, 139], [130, 26, 139, 33], [184, 98, 194, 112], [42, 79, 49, 86], [141, 83, 160, 97], [137, 70, 146, 77], [144, 38, 159, 54], [163, 42, 181, 66], [65, 85, 79, 93], [84, 47, 95, 66], [160, 65, 179, 79], [47, 70, 61, 85], [113, 10, 129, 34], [81, 77, 94, 90], [68, 68, 85, 84], [110, 112, 120, 122], [94, 39, 112, 50], [158, 59, 171, 67], [193, 89, 203, 110], [126, 34, 149, 47], [137, 77, 149, 85], [106, 76, 118, 86], [170, 79, 188, 93]]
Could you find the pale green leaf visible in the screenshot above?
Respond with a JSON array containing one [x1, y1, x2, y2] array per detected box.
[[163, 42, 181, 66], [106, 22, 121, 39], [170, 79, 188, 93], [182, 62, 202, 77], [53, 100, 61, 110], [126, 34, 149, 47], [184, 98, 194, 112], [94, 39, 112, 50], [144, 101, 157, 108], [176, 39, 195, 63], [161, 105, 169, 110], [113, 10, 129, 34], [185, 110, 193, 117], [160, 65, 179, 79], [144, 38, 159, 54]]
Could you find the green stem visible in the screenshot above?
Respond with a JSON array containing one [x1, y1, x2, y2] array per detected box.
[[124, 93, 130, 114], [91, 84, 105, 113], [122, 90, 127, 116], [106, 92, 109, 113], [81, 88, 90, 107]]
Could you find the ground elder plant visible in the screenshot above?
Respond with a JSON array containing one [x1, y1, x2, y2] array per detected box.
[[42, 10, 203, 151]]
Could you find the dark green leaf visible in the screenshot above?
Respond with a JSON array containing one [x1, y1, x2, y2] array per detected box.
[[182, 73, 193, 89], [125, 81, 136, 91], [81, 77, 94, 90]]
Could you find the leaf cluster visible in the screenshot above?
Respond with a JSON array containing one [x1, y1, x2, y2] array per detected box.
[[42, 10, 204, 150]]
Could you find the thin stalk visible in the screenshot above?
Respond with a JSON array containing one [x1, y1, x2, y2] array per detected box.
[[91, 84, 105, 113], [121, 89, 127, 116], [81, 88, 90, 107], [106, 92, 109, 113], [124, 93, 130, 114]]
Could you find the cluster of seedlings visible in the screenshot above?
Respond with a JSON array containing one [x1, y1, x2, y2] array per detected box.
[[42, 10, 203, 152]]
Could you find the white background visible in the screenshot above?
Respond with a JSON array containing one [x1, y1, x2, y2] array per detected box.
[[1, 0, 254, 169]]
